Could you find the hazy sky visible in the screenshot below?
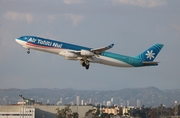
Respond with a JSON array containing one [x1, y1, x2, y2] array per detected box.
[[0, 0, 179, 90]]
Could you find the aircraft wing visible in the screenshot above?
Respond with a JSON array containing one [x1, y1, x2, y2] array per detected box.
[[72, 43, 114, 56], [91, 44, 114, 54]]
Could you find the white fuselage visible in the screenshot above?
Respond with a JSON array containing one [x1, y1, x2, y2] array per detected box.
[[15, 39, 133, 67]]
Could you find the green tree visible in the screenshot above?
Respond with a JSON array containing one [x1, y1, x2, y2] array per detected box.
[[148, 108, 157, 118], [56, 105, 79, 118], [72, 112, 79, 118], [85, 109, 100, 118], [85, 109, 94, 118], [101, 113, 110, 118]]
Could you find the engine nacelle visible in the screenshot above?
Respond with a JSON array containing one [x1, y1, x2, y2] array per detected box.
[[64, 51, 78, 58], [81, 50, 94, 56]]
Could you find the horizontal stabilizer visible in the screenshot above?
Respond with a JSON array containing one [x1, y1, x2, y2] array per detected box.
[[142, 61, 159, 66]]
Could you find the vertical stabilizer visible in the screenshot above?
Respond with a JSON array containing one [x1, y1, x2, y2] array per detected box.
[[136, 43, 164, 61]]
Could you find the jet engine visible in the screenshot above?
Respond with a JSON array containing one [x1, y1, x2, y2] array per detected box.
[[65, 52, 78, 58], [60, 51, 78, 58], [80, 50, 94, 56]]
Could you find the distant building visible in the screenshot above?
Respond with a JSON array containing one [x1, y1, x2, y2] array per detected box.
[[0, 105, 92, 118], [122, 107, 129, 116], [60, 97, 62, 104], [57, 98, 63, 105], [122, 106, 135, 116], [81, 100, 84, 105], [127, 100, 129, 106], [0, 106, 35, 118], [89, 98, 93, 104], [56, 101, 61, 105], [111, 98, 114, 105], [3, 96, 8, 105], [137, 99, 140, 107], [107, 101, 111, 106], [174, 101, 178, 116], [93, 106, 120, 116], [47, 99, 50, 104], [76, 96, 80, 106]]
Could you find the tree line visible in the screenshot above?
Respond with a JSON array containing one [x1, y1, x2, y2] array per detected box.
[[56, 104, 180, 118]]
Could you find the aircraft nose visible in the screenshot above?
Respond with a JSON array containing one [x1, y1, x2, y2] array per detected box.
[[15, 38, 22, 44], [15, 38, 19, 43], [15, 37, 27, 46]]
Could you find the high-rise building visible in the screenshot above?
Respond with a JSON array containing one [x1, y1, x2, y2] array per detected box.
[[76, 96, 80, 106], [111, 98, 114, 105], [111, 98, 113, 102], [60, 97, 62, 104], [3, 96, 8, 105], [47, 99, 49, 104], [137, 99, 140, 107], [81, 100, 84, 105], [57, 97, 63, 105], [89, 98, 93, 104], [127, 100, 129, 106], [174, 101, 178, 116]]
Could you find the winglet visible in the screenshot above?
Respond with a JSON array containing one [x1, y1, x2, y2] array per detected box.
[[108, 44, 114, 49]]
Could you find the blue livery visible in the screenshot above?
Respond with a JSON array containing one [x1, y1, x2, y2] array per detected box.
[[15, 36, 164, 69]]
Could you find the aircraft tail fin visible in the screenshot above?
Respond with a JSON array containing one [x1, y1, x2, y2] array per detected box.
[[136, 43, 164, 61]]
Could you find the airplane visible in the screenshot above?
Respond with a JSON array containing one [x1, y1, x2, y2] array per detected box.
[[15, 36, 164, 70]]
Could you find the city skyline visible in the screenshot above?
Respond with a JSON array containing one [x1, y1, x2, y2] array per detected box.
[[0, 93, 143, 108], [0, 87, 179, 107]]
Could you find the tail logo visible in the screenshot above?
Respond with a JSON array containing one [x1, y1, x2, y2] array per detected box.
[[136, 43, 164, 62], [145, 50, 155, 60]]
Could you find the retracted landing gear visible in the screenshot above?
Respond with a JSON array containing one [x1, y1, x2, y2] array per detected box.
[[27, 49, 30, 54], [80, 59, 90, 70]]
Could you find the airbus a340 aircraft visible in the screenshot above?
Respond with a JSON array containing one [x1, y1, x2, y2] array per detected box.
[[15, 36, 164, 70]]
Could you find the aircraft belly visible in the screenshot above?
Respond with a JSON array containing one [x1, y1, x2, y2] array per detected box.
[[88, 57, 102, 63], [26, 44, 62, 54], [97, 56, 133, 67]]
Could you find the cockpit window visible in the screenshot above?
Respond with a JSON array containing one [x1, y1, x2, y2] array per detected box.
[[19, 36, 28, 41]]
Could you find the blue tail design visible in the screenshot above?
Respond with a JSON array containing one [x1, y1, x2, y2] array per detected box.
[[136, 43, 164, 61]]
